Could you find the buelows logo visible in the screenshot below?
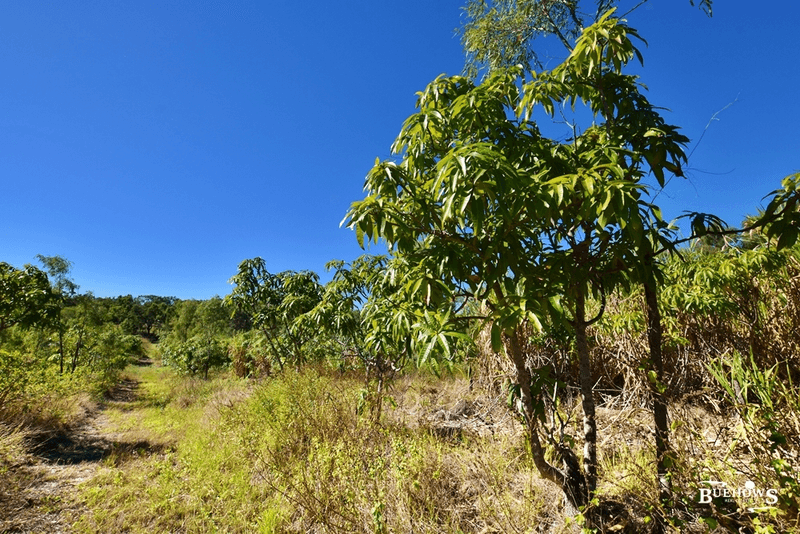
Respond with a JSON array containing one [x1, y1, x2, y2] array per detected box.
[[698, 480, 778, 512]]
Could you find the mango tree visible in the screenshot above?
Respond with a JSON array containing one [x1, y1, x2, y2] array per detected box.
[[761, 173, 800, 249], [225, 258, 323, 369], [346, 13, 687, 511], [299, 255, 402, 420]]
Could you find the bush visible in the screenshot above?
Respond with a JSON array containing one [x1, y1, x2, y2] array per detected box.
[[227, 331, 272, 378], [707, 352, 800, 524], [160, 335, 229, 378], [0, 349, 41, 412]]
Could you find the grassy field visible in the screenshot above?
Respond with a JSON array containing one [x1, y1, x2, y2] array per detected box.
[[69, 363, 558, 533], [2, 356, 798, 533], [30, 362, 788, 533]]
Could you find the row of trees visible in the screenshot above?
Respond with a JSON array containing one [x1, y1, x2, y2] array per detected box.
[[1, 257, 143, 409], [0, 256, 235, 410], [1, 252, 392, 396]]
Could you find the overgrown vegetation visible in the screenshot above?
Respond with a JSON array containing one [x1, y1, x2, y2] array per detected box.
[[1, 257, 147, 423], [66, 364, 577, 533], [3, 2, 800, 533], [60, 348, 799, 533], [3, 233, 800, 533]]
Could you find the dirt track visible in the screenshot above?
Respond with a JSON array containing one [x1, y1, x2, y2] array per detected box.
[[1, 375, 144, 534]]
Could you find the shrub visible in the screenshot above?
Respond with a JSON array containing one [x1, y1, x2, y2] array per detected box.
[[160, 335, 229, 379]]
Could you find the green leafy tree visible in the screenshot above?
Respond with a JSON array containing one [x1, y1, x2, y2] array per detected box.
[[195, 297, 232, 337], [301, 255, 429, 421], [35, 254, 79, 299], [33, 255, 77, 373], [55, 294, 136, 375], [280, 270, 325, 363], [0, 262, 60, 408], [460, 0, 712, 78], [86, 327, 142, 382], [457, 0, 717, 513], [135, 295, 177, 341], [160, 335, 228, 379], [0, 262, 59, 335], [164, 298, 230, 342], [110, 295, 146, 335], [158, 297, 234, 378], [225, 258, 323, 369], [30, 257, 142, 377], [346, 13, 688, 511]]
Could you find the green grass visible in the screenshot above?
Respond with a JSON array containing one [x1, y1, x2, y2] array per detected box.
[[65, 362, 800, 533], [73, 364, 267, 533], [69, 366, 562, 533]]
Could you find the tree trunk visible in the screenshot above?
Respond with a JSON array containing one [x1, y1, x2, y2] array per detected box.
[[70, 329, 83, 374], [506, 325, 588, 510], [574, 289, 597, 498], [263, 329, 284, 371], [58, 329, 65, 374], [373, 371, 384, 425], [644, 273, 672, 504]]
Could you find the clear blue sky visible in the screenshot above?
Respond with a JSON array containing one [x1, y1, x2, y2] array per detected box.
[[2, 1, 798, 299]]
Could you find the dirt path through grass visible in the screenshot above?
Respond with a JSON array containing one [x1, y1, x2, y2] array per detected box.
[[1, 361, 164, 534]]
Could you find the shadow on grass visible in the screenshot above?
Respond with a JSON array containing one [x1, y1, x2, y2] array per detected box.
[[31, 431, 170, 465], [30, 373, 170, 466]]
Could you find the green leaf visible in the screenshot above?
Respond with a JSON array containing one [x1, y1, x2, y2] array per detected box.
[[355, 224, 365, 248], [526, 311, 542, 332], [598, 210, 609, 230], [490, 322, 503, 353], [599, 190, 612, 213], [456, 154, 467, 176], [776, 226, 798, 250], [651, 205, 663, 222], [700, 517, 718, 530]]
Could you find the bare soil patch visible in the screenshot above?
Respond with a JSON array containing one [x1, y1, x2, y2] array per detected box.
[[1, 376, 163, 534]]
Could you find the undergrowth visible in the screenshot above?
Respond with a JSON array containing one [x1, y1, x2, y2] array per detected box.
[[0, 356, 113, 531], [60, 361, 800, 533], [70, 366, 566, 533]]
